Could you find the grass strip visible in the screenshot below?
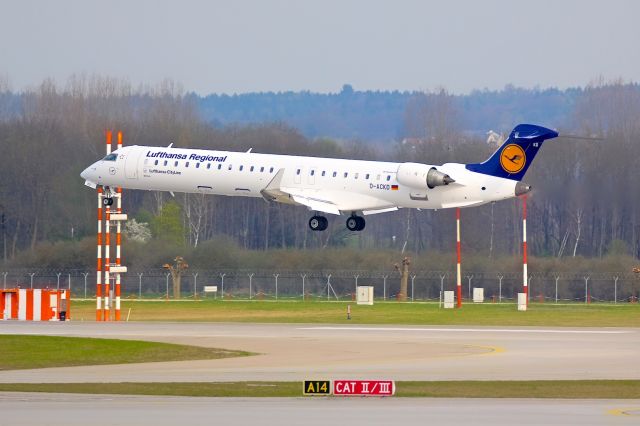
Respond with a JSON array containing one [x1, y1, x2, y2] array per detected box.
[[0, 380, 638, 398], [69, 299, 640, 327], [0, 335, 251, 370]]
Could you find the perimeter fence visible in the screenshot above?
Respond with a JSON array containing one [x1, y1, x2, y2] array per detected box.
[[1, 268, 639, 304]]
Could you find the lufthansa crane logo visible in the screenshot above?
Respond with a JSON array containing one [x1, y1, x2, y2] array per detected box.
[[499, 144, 526, 173]]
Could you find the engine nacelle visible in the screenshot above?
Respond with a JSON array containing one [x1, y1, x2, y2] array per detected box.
[[396, 162, 455, 189]]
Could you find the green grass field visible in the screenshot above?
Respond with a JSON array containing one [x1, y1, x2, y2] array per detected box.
[[0, 335, 251, 370], [0, 380, 638, 398], [68, 299, 640, 327]]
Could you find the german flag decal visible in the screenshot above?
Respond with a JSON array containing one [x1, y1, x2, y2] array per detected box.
[[391, 185, 399, 190]]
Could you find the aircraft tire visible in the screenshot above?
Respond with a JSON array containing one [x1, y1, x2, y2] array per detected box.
[[309, 216, 325, 231]]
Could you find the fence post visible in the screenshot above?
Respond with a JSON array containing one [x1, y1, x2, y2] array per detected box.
[[439, 274, 446, 308], [220, 273, 226, 299], [466, 275, 473, 300], [138, 272, 143, 300], [326, 274, 331, 301], [613, 276, 619, 304], [248, 273, 254, 300], [382, 275, 388, 301], [56, 272, 61, 290], [555, 276, 560, 304], [165, 272, 170, 300], [193, 272, 198, 299], [29, 272, 36, 290], [584, 276, 590, 304], [274, 273, 279, 300], [82, 272, 89, 299], [2, 272, 7, 289], [68, 273, 71, 290], [300, 274, 306, 300], [411, 275, 416, 302], [497, 275, 504, 302], [354, 274, 359, 300]]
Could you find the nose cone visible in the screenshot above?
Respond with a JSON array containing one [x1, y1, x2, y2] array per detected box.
[[81, 165, 98, 188]]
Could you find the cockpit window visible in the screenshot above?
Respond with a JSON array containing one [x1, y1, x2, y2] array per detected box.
[[103, 153, 117, 161]]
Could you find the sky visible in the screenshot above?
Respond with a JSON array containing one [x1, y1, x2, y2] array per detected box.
[[1, 0, 639, 94]]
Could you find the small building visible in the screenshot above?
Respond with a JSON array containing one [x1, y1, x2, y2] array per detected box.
[[1, 288, 70, 321]]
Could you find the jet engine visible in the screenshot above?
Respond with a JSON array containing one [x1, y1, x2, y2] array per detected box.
[[396, 163, 455, 189]]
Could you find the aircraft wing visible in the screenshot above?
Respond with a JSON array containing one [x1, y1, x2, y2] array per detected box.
[[260, 169, 396, 215]]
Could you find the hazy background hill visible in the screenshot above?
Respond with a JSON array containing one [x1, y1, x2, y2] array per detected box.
[[194, 84, 579, 143]]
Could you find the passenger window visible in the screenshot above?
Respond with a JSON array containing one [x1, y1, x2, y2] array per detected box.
[[250, 166, 254, 172], [270, 167, 274, 173], [196, 163, 200, 168], [386, 175, 391, 181], [344, 172, 348, 178], [354, 173, 358, 179], [332, 171, 337, 177], [174, 161, 178, 167], [321, 171, 326, 177], [239, 165, 244, 171], [228, 164, 233, 170], [218, 164, 222, 170], [310, 170, 315, 176], [207, 163, 211, 169], [365, 174, 370, 180], [154, 160, 158, 166], [260, 166, 264, 172], [185, 162, 189, 168], [296, 169, 301, 175]]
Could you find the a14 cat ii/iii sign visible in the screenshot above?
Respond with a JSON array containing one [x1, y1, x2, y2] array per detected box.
[[303, 380, 396, 396]]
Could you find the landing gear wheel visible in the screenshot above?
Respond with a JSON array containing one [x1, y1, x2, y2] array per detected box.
[[309, 215, 328, 231], [346, 215, 365, 231], [102, 197, 114, 206]]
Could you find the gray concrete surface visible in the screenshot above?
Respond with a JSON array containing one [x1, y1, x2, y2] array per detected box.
[[0, 393, 638, 426], [0, 322, 638, 383]]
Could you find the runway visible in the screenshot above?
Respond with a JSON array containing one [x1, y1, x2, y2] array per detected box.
[[0, 322, 638, 383], [1, 393, 638, 426]]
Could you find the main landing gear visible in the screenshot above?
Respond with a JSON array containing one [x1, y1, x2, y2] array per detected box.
[[346, 215, 365, 231], [309, 215, 329, 231], [308, 214, 366, 232]]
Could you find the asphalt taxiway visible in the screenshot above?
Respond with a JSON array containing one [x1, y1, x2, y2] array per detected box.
[[0, 393, 638, 426], [0, 322, 638, 383]]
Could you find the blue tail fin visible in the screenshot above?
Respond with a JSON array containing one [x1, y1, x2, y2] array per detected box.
[[466, 124, 559, 180]]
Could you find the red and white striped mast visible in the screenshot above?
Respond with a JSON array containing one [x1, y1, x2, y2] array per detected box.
[[456, 208, 462, 308], [104, 132, 112, 321], [96, 130, 127, 321], [115, 131, 123, 321], [522, 195, 528, 306], [96, 185, 103, 321]]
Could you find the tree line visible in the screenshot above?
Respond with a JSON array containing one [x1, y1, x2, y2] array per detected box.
[[0, 75, 639, 272]]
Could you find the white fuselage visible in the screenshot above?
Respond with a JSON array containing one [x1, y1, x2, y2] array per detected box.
[[81, 145, 519, 214]]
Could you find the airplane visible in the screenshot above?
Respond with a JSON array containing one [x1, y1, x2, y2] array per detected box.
[[81, 123, 558, 232]]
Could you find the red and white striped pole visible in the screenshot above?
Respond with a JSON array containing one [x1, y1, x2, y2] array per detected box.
[[104, 131, 112, 321], [96, 186, 103, 321], [456, 208, 462, 308], [522, 195, 528, 306], [115, 131, 123, 321]]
